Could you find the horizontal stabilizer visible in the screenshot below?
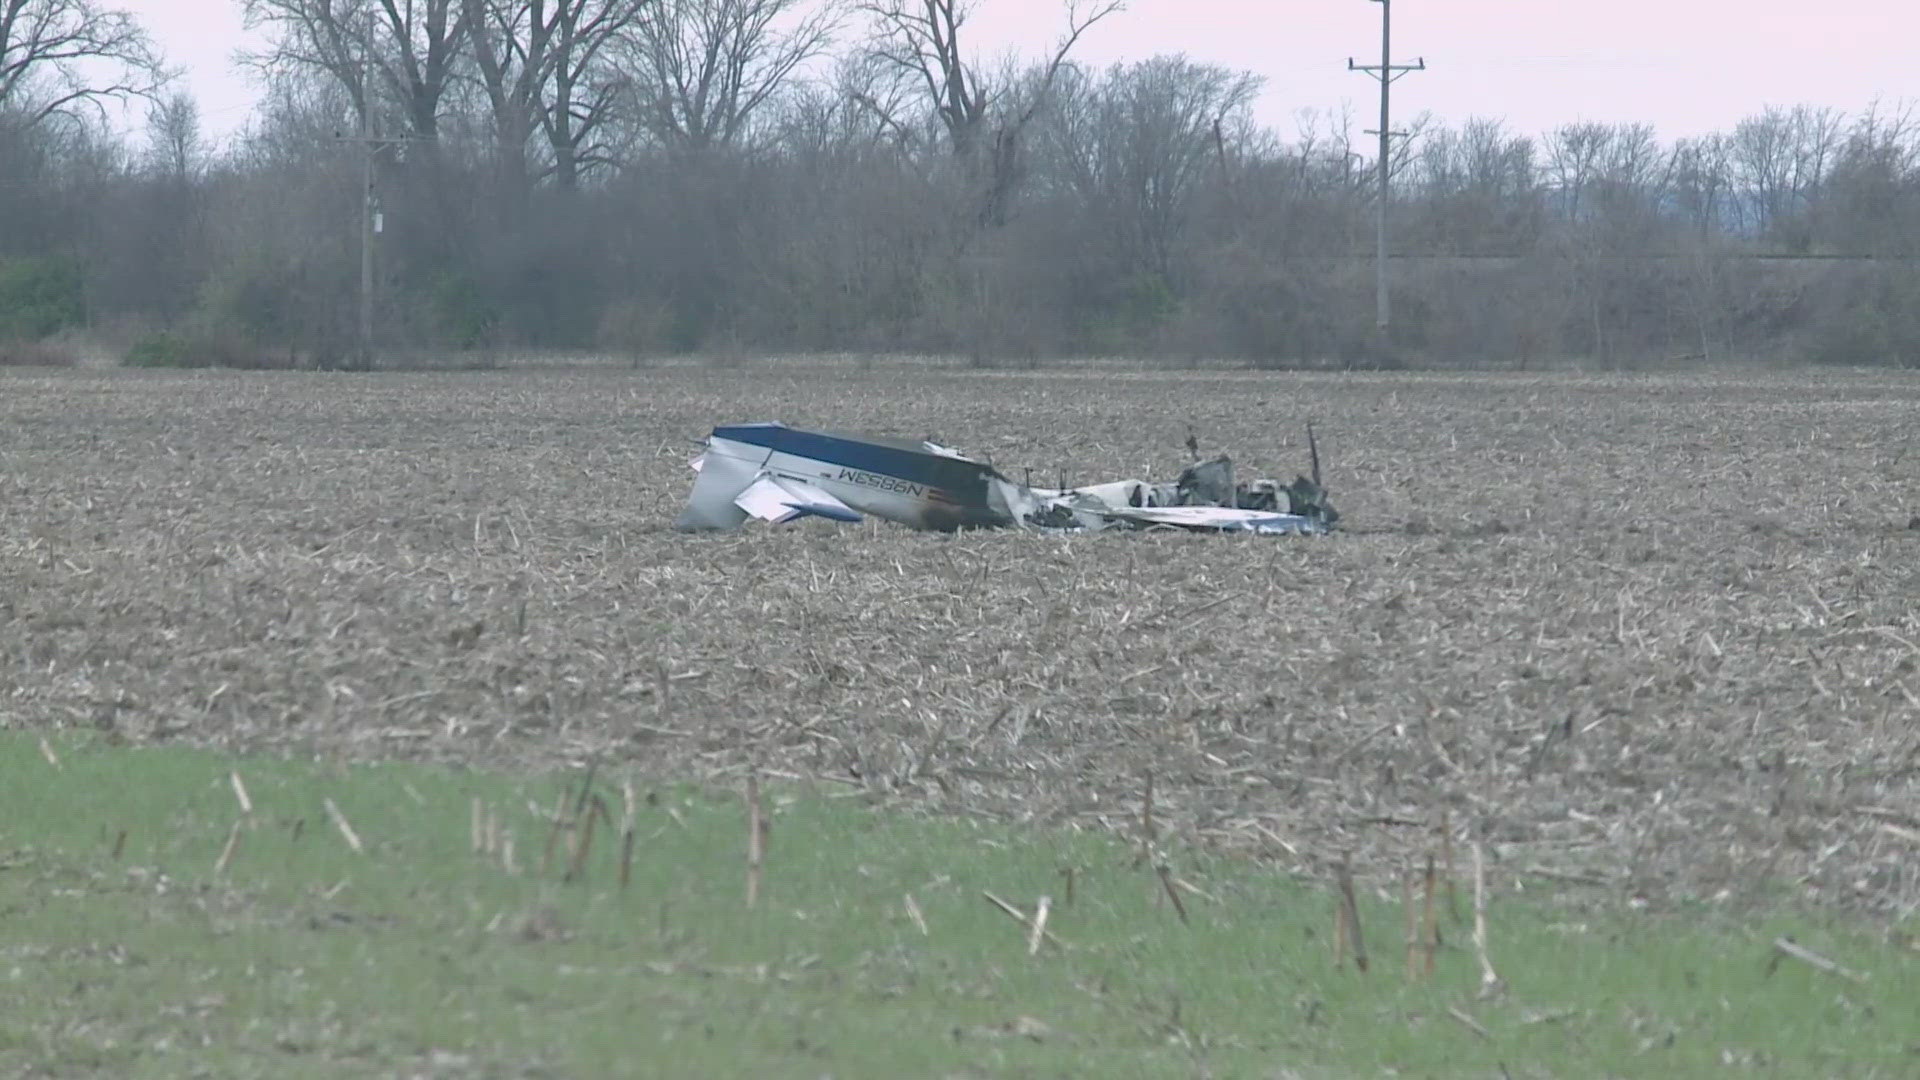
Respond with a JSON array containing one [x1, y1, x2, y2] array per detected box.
[[734, 474, 863, 524]]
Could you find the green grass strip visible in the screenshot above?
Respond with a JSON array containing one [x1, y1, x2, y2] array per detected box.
[[1, 735, 1914, 1078]]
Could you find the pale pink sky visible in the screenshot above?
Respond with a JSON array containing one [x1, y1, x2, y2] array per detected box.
[[121, 0, 1916, 145]]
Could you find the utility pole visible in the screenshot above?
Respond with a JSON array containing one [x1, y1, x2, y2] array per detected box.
[[358, 107, 375, 371], [333, 21, 419, 371], [1348, 0, 1424, 336], [335, 130, 418, 371]]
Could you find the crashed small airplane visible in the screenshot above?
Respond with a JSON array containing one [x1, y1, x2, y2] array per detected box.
[[675, 422, 1337, 536]]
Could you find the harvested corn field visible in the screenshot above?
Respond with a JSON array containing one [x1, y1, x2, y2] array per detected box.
[[4, 361, 1918, 911]]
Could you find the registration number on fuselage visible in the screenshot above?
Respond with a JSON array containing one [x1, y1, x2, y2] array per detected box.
[[834, 468, 927, 497]]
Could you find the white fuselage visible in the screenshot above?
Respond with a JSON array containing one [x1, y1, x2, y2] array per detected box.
[[681, 432, 980, 531]]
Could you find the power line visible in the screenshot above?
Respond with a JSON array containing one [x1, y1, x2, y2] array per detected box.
[[1348, 0, 1425, 337]]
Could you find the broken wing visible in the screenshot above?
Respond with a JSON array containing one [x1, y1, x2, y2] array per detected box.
[[1089, 505, 1328, 535]]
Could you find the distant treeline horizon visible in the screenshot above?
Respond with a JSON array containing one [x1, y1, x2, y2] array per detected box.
[[3, 0, 1916, 370]]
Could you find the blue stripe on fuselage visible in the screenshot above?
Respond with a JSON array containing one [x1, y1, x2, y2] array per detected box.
[[712, 423, 997, 503]]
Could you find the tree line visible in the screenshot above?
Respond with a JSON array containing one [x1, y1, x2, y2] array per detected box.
[[2, 0, 1917, 369]]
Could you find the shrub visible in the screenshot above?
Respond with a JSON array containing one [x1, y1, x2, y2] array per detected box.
[[596, 298, 675, 366], [0, 257, 86, 341], [123, 329, 283, 370], [191, 260, 353, 367], [1802, 266, 1920, 368], [124, 332, 195, 368], [0, 338, 80, 367], [427, 273, 496, 350]]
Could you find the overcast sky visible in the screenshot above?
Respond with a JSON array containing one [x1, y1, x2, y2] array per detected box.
[[120, 0, 1917, 147]]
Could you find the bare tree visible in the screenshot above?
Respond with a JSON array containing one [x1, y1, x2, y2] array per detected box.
[[751, 52, 918, 159], [542, 0, 649, 186], [1820, 102, 1920, 256], [1731, 104, 1843, 248], [1044, 55, 1261, 281], [1667, 132, 1733, 236], [93, 90, 211, 320], [857, 0, 983, 152], [1597, 124, 1664, 223], [0, 0, 166, 130], [1412, 117, 1538, 252], [831, 51, 918, 147], [1539, 122, 1667, 251], [143, 90, 202, 179], [1538, 122, 1673, 361], [1664, 130, 1742, 357], [463, 0, 649, 201], [242, 0, 469, 140], [375, 0, 469, 139], [461, 0, 556, 207], [1286, 105, 1362, 197], [624, 0, 838, 152], [858, 0, 1122, 224], [1542, 121, 1609, 223]]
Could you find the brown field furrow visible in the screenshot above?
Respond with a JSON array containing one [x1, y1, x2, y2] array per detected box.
[[3, 362, 1917, 910]]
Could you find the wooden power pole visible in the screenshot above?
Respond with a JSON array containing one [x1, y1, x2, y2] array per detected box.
[[335, 126, 416, 371], [333, 19, 420, 371], [1348, 0, 1424, 336]]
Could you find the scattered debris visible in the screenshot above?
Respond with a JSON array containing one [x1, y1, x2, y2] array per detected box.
[[564, 793, 605, 884], [1137, 768, 1155, 867], [1420, 854, 1439, 977], [1027, 895, 1052, 955], [1447, 1005, 1493, 1040], [1473, 842, 1504, 998], [675, 422, 1337, 536], [323, 797, 364, 854], [213, 818, 244, 876], [516, 904, 568, 942], [745, 771, 765, 908], [1333, 855, 1367, 972], [983, 890, 1066, 950], [1155, 864, 1190, 925], [955, 1015, 1053, 1042], [1769, 937, 1868, 983]]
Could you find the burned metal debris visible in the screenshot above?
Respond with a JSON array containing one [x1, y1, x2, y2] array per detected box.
[[674, 422, 1337, 536]]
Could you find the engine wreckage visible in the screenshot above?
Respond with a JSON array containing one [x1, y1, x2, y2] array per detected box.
[[674, 422, 1338, 536]]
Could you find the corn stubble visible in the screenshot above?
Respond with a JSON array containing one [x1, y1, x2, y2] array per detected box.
[[3, 361, 1918, 912]]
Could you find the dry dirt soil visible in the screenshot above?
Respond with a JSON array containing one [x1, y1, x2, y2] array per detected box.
[[4, 361, 1918, 912]]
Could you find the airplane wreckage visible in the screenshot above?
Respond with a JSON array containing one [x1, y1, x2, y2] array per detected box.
[[674, 422, 1338, 536]]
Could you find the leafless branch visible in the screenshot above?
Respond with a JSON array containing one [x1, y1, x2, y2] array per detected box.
[[0, 0, 170, 130]]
